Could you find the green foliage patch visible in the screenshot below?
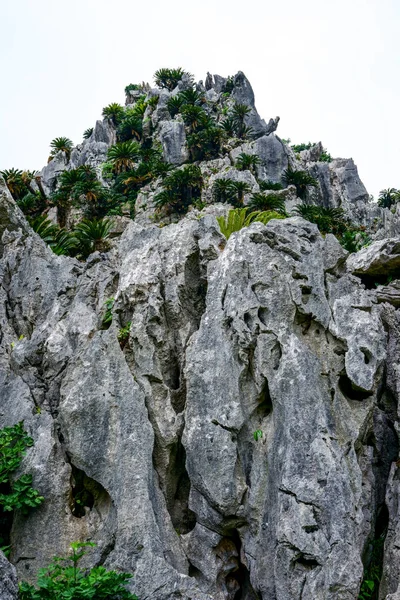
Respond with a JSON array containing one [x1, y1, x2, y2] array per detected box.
[[19, 541, 138, 600], [217, 207, 285, 240]]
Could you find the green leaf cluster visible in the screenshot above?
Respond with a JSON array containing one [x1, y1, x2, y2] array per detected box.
[[154, 67, 191, 91], [217, 208, 285, 240], [283, 167, 318, 200], [154, 165, 203, 214], [0, 422, 43, 515], [19, 541, 138, 600]]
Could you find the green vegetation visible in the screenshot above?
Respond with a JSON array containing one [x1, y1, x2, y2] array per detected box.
[[102, 298, 114, 328], [377, 188, 400, 209], [154, 67, 190, 91], [358, 535, 385, 600], [19, 541, 138, 600], [283, 167, 318, 200], [125, 83, 140, 94], [118, 323, 131, 349], [83, 128, 93, 140], [340, 228, 371, 253], [258, 180, 284, 192], [154, 165, 203, 214], [248, 192, 286, 215], [212, 179, 235, 203], [291, 142, 313, 153], [235, 153, 260, 173], [49, 137, 74, 161], [107, 141, 140, 173], [253, 429, 263, 441], [294, 204, 346, 235], [217, 208, 284, 239], [319, 151, 332, 163], [74, 218, 112, 255], [0, 422, 44, 552], [102, 103, 125, 126]]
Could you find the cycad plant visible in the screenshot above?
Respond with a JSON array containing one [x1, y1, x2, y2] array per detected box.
[[154, 68, 189, 91], [102, 103, 125, 126], [187, 125, 224, 161], [107, 141, 140, 173], [282, 167, 318, 200], [230, 181, 252, 206], [29, 215, 77, 256], [248, 192, 286, 215], [231, 103, 253, 139], [17, 192, 43, 216], [217, 208, 285, 240], [377, 188, 400, 209], [117, 112, 143, 142], [1, 168, 25, 199], [212, 179, 236, 203], [83, 127, 93, 139], [49, 137, 74, 161], [167, 95, 185, 118], [74, 218, 112, 257], [258, 179, 283, 191], [235, 153, 260, 173], [294, 203, 346, 235], [181, 105, 208, 132], [154, 165, 203, 214], [179, 88, 202, 105]]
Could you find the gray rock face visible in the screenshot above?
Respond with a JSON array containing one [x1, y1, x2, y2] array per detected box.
[[0, 551, 18, 600], [2, 165, 399, 599], [158, 119, 189, 165], [1, 71, 400, 600], [230, 71, 268, 138], [347, 238, 400, 277]]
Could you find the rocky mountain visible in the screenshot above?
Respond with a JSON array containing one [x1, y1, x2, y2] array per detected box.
[[2, 69, 400, 599]]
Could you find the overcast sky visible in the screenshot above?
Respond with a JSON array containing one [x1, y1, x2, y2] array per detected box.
[[1, 0, 398, 198]]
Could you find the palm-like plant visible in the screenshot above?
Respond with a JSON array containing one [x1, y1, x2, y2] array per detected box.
[[107, 141, 140, 173], [294, 204, 346, 235], [187, 126, 224, 161], [181, 105, 208, 131], [154, 165, 203, 214], [220, 117, 236, 137], [117, 113, 143, 142], [377, 188, 400, 209], [248, 192, 286, 215], [179, 88, 202, 105], [230, 181, 252, 206], [235, 153, 260, 173], [167, 95, 185, 118], [20, 171, 36, 195], [0, 168, 24, 199], [29, 214, 58, 244], [74, 218, 112, 256], [49, 137, 74, 161], [154, 68, 189, 91], [83, 128, 93, 139], [258, 179, 283, 191], [212, 179, 236, 203], [16, 192, 42, 216], [282, 167, 318, 200], [217, 208, 285, 240], [130, 99, 147, 117], [231, 104, 252, 139], [102, 103, 125, 126]]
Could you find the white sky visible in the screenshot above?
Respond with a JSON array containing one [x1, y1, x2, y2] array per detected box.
[[1, 0, 399, 199]]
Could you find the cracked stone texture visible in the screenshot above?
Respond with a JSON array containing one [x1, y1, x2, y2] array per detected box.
[[0, 551, 18, 600], [1, 141, 400, 600]]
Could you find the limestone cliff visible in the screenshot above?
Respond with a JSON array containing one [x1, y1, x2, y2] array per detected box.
[[1, 71, 400, 600]]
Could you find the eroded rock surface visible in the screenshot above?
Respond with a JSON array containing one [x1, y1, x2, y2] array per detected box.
[[2, 167, 400, 599]]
